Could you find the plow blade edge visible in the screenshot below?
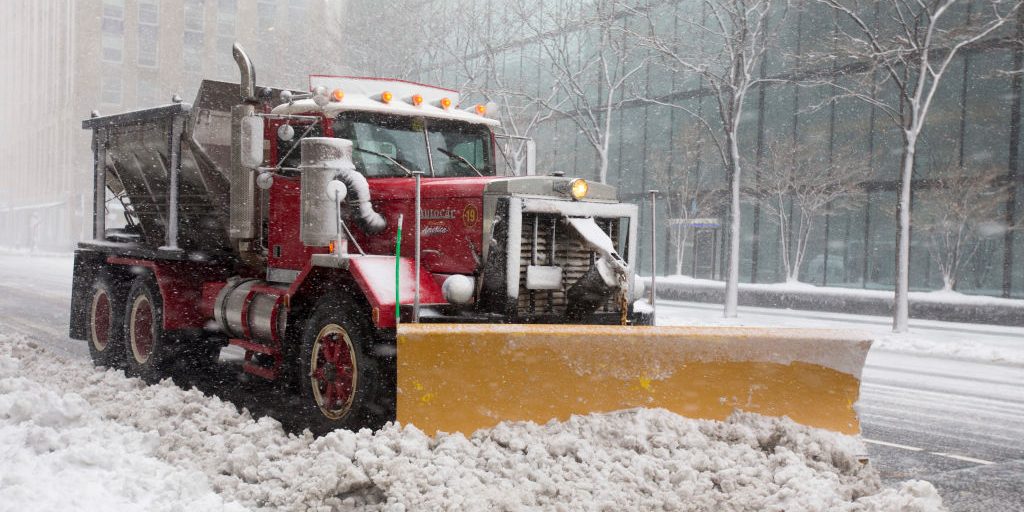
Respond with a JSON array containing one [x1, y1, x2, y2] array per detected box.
[[396, 324, 872, 435]]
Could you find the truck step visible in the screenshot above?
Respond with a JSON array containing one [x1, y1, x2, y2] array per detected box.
[[229, 338, 279, 355], [242, 361, 278, 380]]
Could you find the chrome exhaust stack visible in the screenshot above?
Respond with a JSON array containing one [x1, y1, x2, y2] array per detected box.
[[232, 43, 257, 103], [229, 43, 261, 252]]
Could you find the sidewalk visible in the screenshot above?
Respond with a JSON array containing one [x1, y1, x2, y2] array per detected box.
[[649, 275, 1024, 327], [653, 298, 1024, 366]]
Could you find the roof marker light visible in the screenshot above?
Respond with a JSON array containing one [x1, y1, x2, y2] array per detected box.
[[474, 104, 487, 116], [380, 91, 393, 104], [330, 89, 344, 102], [411, 93, 424, 107], [439, 97, 452, 110]]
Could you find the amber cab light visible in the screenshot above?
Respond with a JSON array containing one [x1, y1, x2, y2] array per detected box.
[[380, 91, 393, 103], [570, 179, 589, 200], [330, 89, 344, 102], [439, 97, 452, 109], [474, 104, 487, 116], [411, 94, 424, 106]]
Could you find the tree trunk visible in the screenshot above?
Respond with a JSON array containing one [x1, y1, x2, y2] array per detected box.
[[893, 131, 916, 333], [674, 230, 687, 275], [724, 133, 742, 318], [598, 148, 609, 184], [941, 273, 954, 292]]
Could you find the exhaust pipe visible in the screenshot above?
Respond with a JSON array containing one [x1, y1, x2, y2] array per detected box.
[[232, 43, 256, 102], [229, 42, 258, 248]]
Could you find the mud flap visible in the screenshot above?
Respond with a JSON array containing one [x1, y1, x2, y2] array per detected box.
[[396, 324, 871, 435]]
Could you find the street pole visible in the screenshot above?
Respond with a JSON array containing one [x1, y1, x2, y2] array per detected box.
[[648, 190, 659, 322]]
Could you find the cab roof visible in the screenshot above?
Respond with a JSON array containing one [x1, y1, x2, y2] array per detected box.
[[270, 75, 500, 127]]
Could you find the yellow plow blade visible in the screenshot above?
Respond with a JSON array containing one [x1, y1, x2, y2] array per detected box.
[[396, 324, 872, 435]]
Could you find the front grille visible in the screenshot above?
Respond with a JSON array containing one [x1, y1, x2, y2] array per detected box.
[[516, 213, 620, 317]]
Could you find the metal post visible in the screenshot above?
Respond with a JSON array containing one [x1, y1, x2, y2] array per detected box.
[[335, 189, 345, 260], [648, 190, 659, 320], [395, 214, 403, 326], [413, 171, 423, 323], [92, 129, 107, 242], [163, 115, 185, 251]]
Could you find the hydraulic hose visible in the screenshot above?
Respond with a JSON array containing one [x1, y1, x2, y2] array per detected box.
[[335, 161, 387, 234]]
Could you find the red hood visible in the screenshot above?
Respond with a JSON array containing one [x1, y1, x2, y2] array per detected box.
[[368, 176, 499, 200]]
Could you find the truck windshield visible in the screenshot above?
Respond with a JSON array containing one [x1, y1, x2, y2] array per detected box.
[[333, 111, 494, 178]]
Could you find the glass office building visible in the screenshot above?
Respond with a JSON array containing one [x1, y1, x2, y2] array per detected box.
[[342, 0, 1024, 298]]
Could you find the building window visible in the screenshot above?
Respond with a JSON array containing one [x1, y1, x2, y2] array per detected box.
[[217, 0, 237, 52], [217, 0, 236, 36], [138, 0, 159, 67], [257, 0, 276, 33], [137, 77, 159, 107], [101, 74, 122, 105], [183, 0, 205, 71], [101, 0, 125, 63], [288, 0, 309, 26]]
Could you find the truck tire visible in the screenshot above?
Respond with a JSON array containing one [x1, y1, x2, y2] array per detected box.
[[297, 296, 388, 434], [87, 272, 126, 369], [123, 275, 169, 383]]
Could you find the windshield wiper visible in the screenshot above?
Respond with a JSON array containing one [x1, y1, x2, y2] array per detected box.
[[353, 147, 414, 177], [436, 147, 484, 177]]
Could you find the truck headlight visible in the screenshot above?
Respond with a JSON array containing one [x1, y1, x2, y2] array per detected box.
[[442, 275, 475, 305], [570, 179, 589, 200]]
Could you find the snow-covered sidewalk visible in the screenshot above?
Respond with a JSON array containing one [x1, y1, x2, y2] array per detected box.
[[0, 328, 944, 511], [655, 299, 1024, 366], [656, 275, 1024, 308]]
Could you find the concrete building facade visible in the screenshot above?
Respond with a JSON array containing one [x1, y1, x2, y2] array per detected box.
[[0, 0, 344, 250]]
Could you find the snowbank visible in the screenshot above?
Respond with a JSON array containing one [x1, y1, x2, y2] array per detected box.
[[0, 330, 944, 511], [654, 298, 1024, 366], [656, 275, 1024, 308]]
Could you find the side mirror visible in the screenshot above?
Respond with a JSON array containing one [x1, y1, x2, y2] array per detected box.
[[240, 115, 264, 169]]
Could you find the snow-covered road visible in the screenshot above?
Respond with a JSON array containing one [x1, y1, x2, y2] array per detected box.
[[2, 252, 1020, 509], [655, 300, 1024, 511]]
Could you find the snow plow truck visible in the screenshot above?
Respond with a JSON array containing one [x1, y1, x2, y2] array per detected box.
[[70, 44, 871, 435]]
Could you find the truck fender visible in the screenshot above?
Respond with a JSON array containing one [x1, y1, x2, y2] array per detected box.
[[289, 256, 445, 329], [106, 257, 225, 331]]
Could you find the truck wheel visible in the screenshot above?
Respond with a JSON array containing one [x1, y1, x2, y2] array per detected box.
[[87, 273, 126, 368], [298, 297, 388, 434], [124, 275, 168, 383]]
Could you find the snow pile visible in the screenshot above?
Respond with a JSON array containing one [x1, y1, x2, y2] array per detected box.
[[871, 331, 1022, 365], [0, 343, 245, 511], [0, 331, 944, 511], [657, 275, 1024, 308]]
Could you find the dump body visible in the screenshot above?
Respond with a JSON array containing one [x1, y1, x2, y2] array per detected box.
[[81, 81, 301, 253]]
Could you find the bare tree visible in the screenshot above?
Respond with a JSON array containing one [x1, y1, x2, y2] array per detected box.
[[647, 125, 717, 275], [809, 0, 1021, 332], [916, 164, 1017, 291], [426, 4, 561, 176], [337, 1, 556, 176], [511, 0, 648, 183], [333, 1, 440, 79], [748, 143, 870, 282], [625, 0, 787, 317]]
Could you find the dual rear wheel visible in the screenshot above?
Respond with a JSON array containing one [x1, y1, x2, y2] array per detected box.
[[123, 276, 168, 381], [87, 270, 391, 434], [87, 274, 126, 368], [86, 272, 216, 382]]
